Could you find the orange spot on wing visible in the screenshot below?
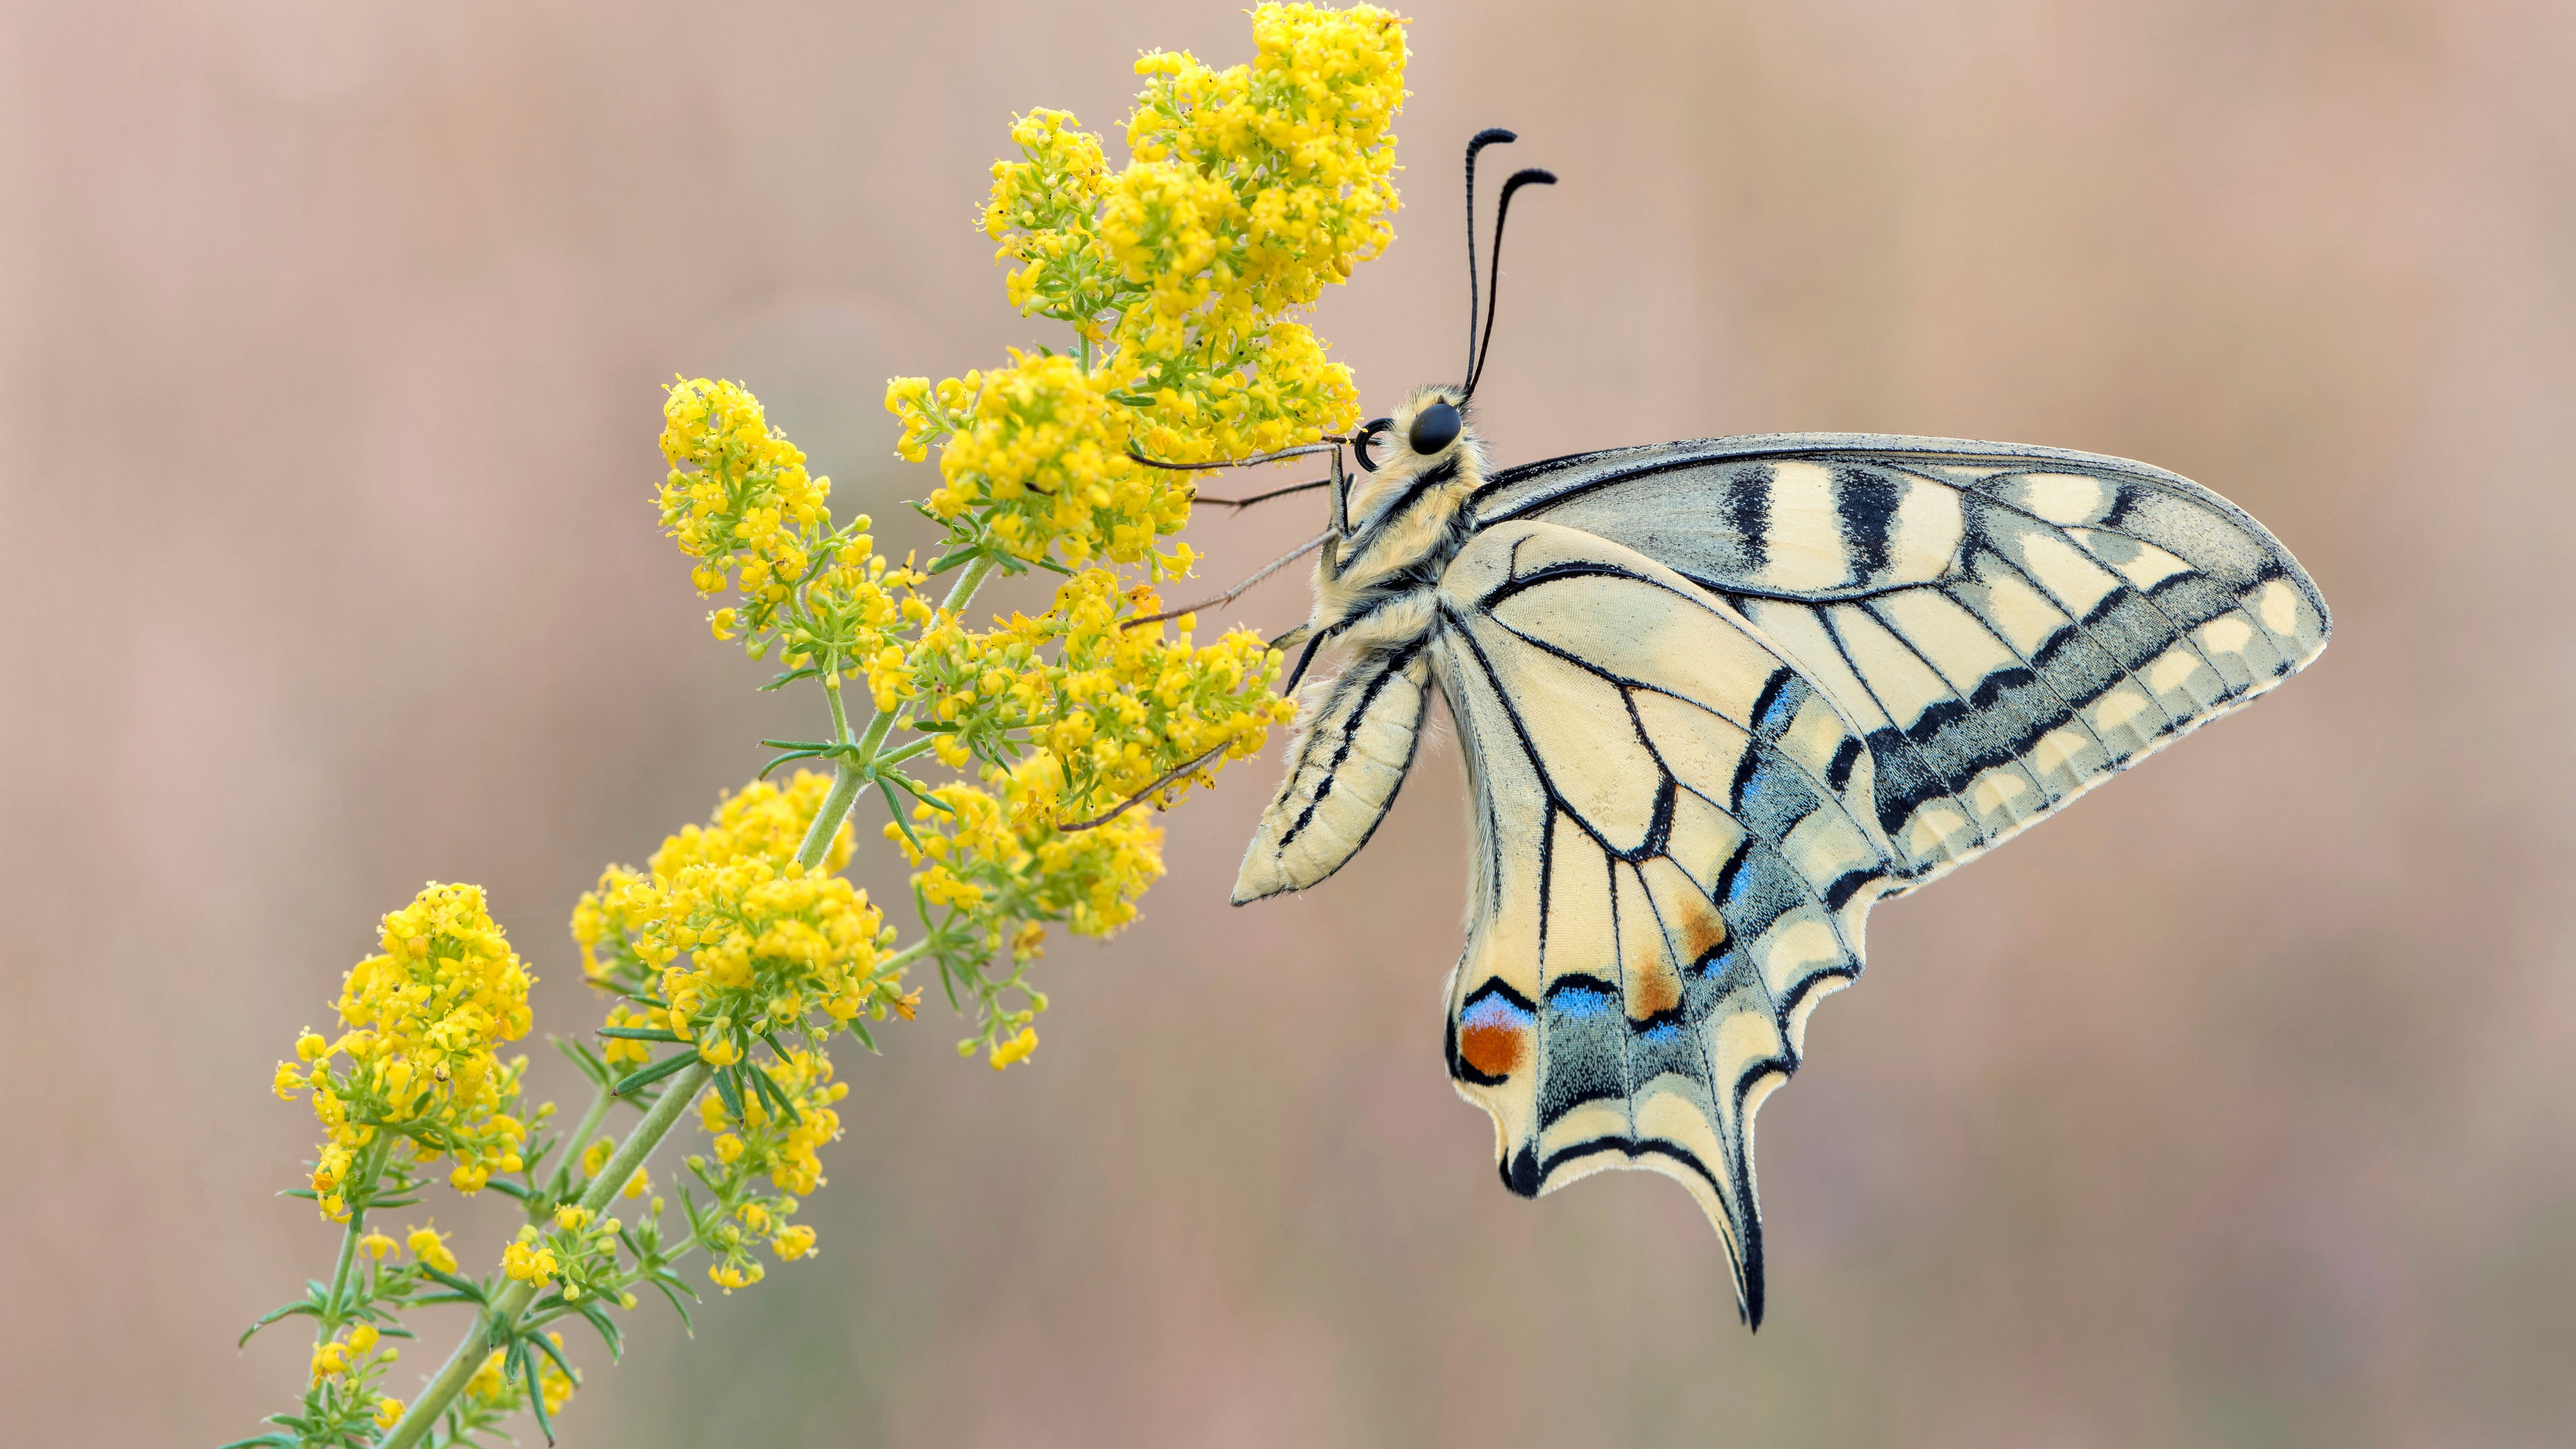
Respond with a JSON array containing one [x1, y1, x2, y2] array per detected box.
[[1459, 1018, 1528, 1077], [1674, 902, 1727, 968], [1627, 953, 1682, 1020]]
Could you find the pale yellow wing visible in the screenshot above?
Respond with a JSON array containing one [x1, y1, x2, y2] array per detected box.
[[1477, 435, 2332, 883], [1432, 519, 1899, 1326], [1234, 642, 1436, 904]]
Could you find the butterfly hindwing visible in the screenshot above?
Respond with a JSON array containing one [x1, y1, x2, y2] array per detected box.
[[1477, 435, 2331, 881], [1234, 640, 1436, 903], [1432, 521, 1898, 1325]]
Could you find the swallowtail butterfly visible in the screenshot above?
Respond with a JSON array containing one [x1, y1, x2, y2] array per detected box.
[[1138, 129, 2330, 1327]]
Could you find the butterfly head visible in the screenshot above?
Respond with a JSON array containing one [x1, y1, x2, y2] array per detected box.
[[1347, 384, 1479, 516], [1346, 131, 1550, 493]]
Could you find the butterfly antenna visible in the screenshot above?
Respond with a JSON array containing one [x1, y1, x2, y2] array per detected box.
[[1463, 127, 1517, 386], [1464, 167, 1558, 398]]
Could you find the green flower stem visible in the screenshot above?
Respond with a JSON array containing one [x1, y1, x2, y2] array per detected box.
[[823, 667, 855, 744], [321, 1135, 395, 1332], [550, 1080, 617, 1199], [875, 937, 932, 975], [381, 1061, 714, 1449], [792, 553, 998, 872], [875, 737, 938, 769], [938, 553, 997, 616], [321, 1207, 366, 1335], [395, 556, 1002, 1446], [796, 755, 873, 873]]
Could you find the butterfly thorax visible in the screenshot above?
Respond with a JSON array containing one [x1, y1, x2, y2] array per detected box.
[[1304, 386, 1487, 655]]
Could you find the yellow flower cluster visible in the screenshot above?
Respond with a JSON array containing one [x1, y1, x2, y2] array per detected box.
[[982, 109, 1122, 337], [574, 774, 901, 1066], [846, 572, 1287, 1066], [949, 571, 1295, 820], [311, 1323, 391, 1386], [497, 1205, 624, 1305], [660, 377, 903, 672], [660, 378, 834, 608], [694, 1047, 843, 1289], [885, 1, 1405, 572], [576, 773, 851, 981], [408, 1222, 460, 1274], [274, 883, 538, 1216], [893, 353, 1193, 573], [700, 1046, 846, 1197], [891, 775, 1168, 932]]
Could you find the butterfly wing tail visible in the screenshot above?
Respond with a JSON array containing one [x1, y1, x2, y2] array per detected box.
[[1442, 861, 1882, 1330]]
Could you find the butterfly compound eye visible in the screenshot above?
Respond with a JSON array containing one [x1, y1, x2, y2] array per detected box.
[[1408, 401, 1462, 455]]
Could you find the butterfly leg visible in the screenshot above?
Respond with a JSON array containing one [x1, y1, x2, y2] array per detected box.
[[1120, 529, 1334, 631]]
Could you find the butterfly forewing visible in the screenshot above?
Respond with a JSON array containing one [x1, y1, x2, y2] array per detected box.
[[1477, 435, 2331, 882]]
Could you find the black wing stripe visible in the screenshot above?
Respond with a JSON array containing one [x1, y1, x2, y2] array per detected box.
[[1810, 601, 1992, 863], [1854, 594, 2055, 830]]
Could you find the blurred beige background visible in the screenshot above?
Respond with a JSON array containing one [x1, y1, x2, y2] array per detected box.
[[5, 0, 2573, 1444]]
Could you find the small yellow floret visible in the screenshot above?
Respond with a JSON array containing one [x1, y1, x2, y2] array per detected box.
[[407, 1223, 459, 1275]]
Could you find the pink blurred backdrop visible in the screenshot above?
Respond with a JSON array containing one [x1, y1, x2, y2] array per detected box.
[[6, 1, 2574, 1444]]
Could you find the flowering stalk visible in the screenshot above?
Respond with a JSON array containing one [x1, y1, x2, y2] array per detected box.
[[375, 1062, 708, 1449], [235, 7, 1406, 1446]]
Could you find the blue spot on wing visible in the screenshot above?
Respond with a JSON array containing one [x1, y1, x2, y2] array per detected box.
[[1461, 993, 1537, 1034]]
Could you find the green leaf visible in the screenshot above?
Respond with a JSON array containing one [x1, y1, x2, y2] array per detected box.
[[748, 1063, 804, 1125], [217, 1434, 300, 1448], [418, 1265, 490, 1303], [554, 1036, 613, 1087], [596, 1026, 686, 1043], [885, 771, 956, 814], [531, 1324, 580, 1382], [487, 1179, 530, 1202], [712, 1067, 745, 1124], [879, 781, 926, 852], [610, 1050, 700, 1097], [513, 1339, 557, 1447], [576, 1301, 625, 1360], [759, 747, 829, 781], [235, 1299, 320, 1347], [649, 1277, 697, 1335]]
